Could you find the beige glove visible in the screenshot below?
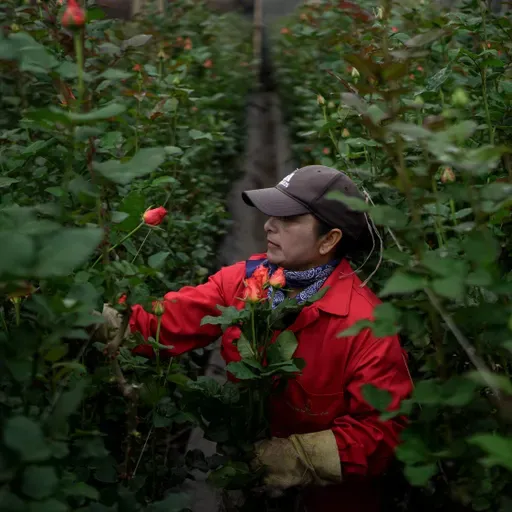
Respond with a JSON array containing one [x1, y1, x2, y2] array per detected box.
[[253, 430, 342, 493], [89, 304, 131, 343]]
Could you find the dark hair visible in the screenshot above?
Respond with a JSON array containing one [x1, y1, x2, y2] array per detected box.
[[316, 218, 373, 260], [316, 220, 354, 260]]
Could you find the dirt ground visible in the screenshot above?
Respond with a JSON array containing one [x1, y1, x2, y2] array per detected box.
[[185, 2, 302, 511]]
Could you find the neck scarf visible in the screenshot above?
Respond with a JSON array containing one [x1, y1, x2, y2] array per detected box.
[[263, 259, 340, 309]]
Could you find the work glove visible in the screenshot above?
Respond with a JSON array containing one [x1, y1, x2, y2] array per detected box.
[[89, 304, 130, 344], [252, 430, 341, 497]]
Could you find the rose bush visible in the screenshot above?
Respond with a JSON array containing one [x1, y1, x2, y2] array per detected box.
[[0, 0, 253, 510], [274, 0, 511, 510]]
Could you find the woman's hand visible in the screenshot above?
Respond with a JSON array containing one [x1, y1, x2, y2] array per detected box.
[[251, 430, 342, 496]]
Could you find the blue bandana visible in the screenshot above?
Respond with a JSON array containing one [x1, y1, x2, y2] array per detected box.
[[263, 259, 339, 309]]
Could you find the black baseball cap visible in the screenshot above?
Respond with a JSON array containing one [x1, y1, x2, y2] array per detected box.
[[242, 165, 369, 242]]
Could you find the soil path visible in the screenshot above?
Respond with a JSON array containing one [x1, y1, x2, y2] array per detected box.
[[184, 1, 301, 510]]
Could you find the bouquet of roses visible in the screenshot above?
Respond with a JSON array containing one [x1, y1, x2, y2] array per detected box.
[[184, 263, 327, 490]]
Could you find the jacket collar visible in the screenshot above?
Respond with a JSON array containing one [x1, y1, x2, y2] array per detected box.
[[313, 259, 354, 317], [249, 254, 355, 318]]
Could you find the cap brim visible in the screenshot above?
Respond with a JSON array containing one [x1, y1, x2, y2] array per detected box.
[[242, 187, 310, 217]]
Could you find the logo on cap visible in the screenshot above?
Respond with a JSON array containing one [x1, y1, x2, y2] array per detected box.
[[278, 169, 298, 189]]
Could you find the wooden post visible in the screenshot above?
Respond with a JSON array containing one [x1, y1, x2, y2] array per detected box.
[[252, 0, 263, 77], [131, 0, 142, 17]]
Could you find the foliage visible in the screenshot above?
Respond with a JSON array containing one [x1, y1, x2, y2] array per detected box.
[[0, 0, 253, 510], [274, 0, 512, 510]]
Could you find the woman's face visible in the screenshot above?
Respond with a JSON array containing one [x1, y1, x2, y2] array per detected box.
[[264, 214, 340, 270]]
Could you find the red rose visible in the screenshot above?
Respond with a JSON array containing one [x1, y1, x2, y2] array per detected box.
[[269, 268, 286, 289], [143, 206, 167, 226], [243, 277, 265, 303], [252, 265, 269, 288], [62, 0, 86, 28]]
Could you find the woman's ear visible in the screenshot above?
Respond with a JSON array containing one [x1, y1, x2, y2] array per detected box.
[[319, 228, 342, 255]]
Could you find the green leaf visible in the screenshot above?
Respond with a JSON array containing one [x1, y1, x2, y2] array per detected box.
[[469, 434, 512, 472], [35, 228, 103, 277], [63, 482, 99, 500], [189, 129, 213, 141], [267, 330, 298, 364], [10, 32, 59, 71], [147, 493, 190, 512], [3, 416, 51, 462], [440, 377, 477, 407], [462, 230, 500, 265], [49, 378, 88, 432], [361, 384, 392, 411], [111, 211, 129, 224], [226, 361, 259, 380], [370, 205, 408, 229], [167, 373, 191, 387], [0, 232, 34, 277], [207, 461, 258, 490], [480, 58, 504, 68], [0, 177, 20, 188], [421, 251, 465, 277], [99, 69, 132, 80], [466, 371, 512, 395], [121, 34, 153, 50], [424, 66, 450, 92], [431, 274, 465, 300], [236, 334, 255, 359], [66, 103, 126, 123], [345, 137, 379, 148], [94, 148, 166, 185], [94, 457, 118, 483], [28, 499, 68, 512], [201, 305, 247, 328], [413, 379, 441, 405], [148, 251, 170, 269], [22, 466, 59, 499], [342, 303, 402, 339], [380, 271, 425, 297], [337, 318, 372, 337], [388, 122, 431, 140], [325, 190, 370, 211], [404, 463, 437, 486], [0, 490, 25, 511], [164, 146, 183, 156]]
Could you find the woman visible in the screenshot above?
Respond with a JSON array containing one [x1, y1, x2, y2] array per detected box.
[[97, 165, 412, 512]]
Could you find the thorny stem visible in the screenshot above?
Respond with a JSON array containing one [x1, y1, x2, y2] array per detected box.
[[91, 222, 144, 269], [155, 316, 162, 375], [424, 288, 501, 399], [74, 30, 84, 109], [13, 298, 20, 327], [481, 66, 494, 145], [431, 176, 445, 247], [251, 303, 257, 358], [41, 338, 91, 422], [132, 229, 152, 263], [449, 199, 458, 227], [0, 308, 8, 334]]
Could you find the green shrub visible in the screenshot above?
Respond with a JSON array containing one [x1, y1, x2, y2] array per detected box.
[[274, 0, 512, 509], [0, 1, 252, 510]]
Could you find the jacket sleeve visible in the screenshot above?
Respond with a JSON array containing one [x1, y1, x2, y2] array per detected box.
[[129, 266, 235, 358], [332, 331, 413, 478]]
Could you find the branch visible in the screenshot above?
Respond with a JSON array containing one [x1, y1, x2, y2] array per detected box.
[[424, 288, 502, 400]]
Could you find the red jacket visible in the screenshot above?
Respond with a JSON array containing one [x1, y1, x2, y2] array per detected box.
[[130, 254, 413, 512]]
